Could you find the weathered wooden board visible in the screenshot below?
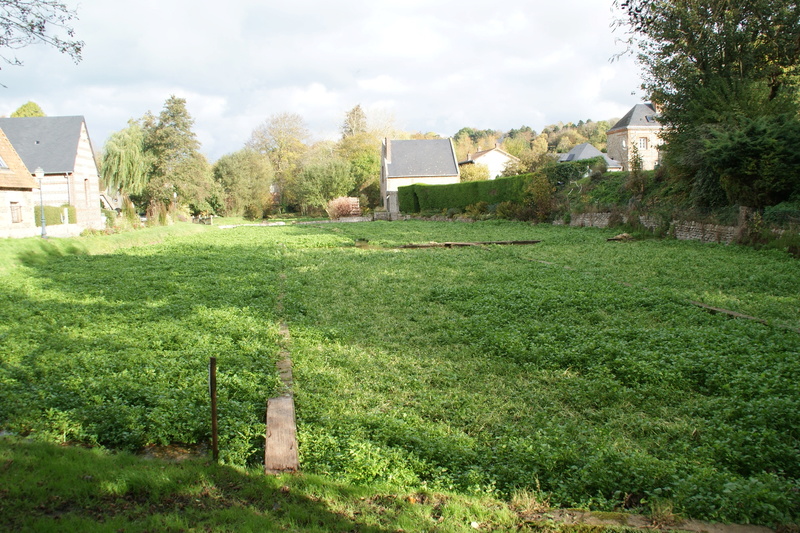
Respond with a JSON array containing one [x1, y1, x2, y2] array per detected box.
[[265, 395, 299, 474], [399, 240, 541, 249]]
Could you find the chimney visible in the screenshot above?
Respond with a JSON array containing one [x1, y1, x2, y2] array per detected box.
[[385, 138, 391, 163]]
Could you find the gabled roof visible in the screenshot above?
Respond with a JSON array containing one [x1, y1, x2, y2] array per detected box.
[[558, 142, 622, 169], [608, 103, 661, 133], [0, 126, 36, 189], [385, 139, 459, 178], [459, 146, 519, 165], [0, 116, 88, 174]]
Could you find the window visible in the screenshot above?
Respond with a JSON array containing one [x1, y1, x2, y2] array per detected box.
[[638, 137, 649, 150], [10, 202, 22, 223], [0, 155, 8, 169]]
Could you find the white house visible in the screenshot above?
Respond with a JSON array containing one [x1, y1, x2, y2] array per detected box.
[[459, 145, 520, 179], [380, 138, 461, 213]]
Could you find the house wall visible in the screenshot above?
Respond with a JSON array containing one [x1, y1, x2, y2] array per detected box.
[[0, 189, 38, 238], [606, 127, 662, 171], [72, 122, 104, 229], [474, 151, 514, 179], [385, 175, 461, 193]]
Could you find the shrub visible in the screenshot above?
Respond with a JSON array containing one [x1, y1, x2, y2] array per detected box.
[[326, 196, 354, 220], [34, 205, 76, 226]]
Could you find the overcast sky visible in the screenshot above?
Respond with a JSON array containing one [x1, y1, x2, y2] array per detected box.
[[0, 0, 644, 161]]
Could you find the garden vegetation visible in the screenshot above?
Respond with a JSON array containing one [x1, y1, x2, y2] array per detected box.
[[1, 220, 798, 527]]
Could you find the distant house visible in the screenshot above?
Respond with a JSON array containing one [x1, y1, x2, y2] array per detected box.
[[380, 138, 460, 213], [606, 103, 663, 171], [558, 143, 622, 172], [0, 126, 38, 238], [459, 145, 520, 179], [0, 116, 104, 232]]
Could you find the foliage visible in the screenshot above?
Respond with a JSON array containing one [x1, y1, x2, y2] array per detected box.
[[459, 163, 490, 182], [527, 172, 555, 222], [615, 0, 800, 208], [0, 0, 83, 68], [341, 104, 367, 138], [543, 156, 606, 186], [1, 221, 799, 525], [399, 174, 532, 213], [33, 204, 75, 226], [326, 196, 355, 220], [10, 100, 45, 117], [299, 159, 355, 212], [212, 148, 274, 217], [703, 112, 800, 208], [246, 112, 309, 209], [101, 119, 151, 197]]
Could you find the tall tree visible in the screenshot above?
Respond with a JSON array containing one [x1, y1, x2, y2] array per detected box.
[[101, 119, 150, 197], [247, 113, 309, 209], [615, 0, 800, 207], [0, 0, 83, 68], [141, 95, 214, 213], [341, 104, 367, 138], [213, 149, 274, 216], [10, 100, 45, 116]]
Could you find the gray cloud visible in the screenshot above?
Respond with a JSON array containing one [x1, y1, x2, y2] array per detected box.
[[0, 0, 642, 160]]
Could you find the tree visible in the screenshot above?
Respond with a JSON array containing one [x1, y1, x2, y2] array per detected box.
[[341, 104, 367, 138], [0, 0, 83, 68], [460, 163, 490, 182], [141, 96, 214, 214], [247, 112, 309, 209], [212, 149, 274, 216], [101, 120, 150, 197], [614, 0, 800, 207], [11, 100, 45, 116], [298, 159, 354, 213]]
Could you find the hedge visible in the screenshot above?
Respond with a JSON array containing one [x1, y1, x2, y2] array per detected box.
[[34, 205, 77, 227], [398, 174, 533, 213]]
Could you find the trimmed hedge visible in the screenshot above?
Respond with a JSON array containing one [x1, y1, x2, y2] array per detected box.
[[34, 205, 77, 227], [399, 174, 533, 213]]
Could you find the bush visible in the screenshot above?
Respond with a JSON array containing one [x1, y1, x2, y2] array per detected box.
[[763, 201, 800, 227], [326, 196, 354, 220], [34, 205, 76, 226], [398, 174, 533, 213]]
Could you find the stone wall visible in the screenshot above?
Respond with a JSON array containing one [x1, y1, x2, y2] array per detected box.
[[561, 212, 740, 244]]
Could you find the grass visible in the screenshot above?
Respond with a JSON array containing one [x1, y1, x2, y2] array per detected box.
[[1, 219, 798, 528]]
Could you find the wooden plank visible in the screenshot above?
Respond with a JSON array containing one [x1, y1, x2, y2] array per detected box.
[[398, 240, 541, 249], [265, 396, 299, 474]]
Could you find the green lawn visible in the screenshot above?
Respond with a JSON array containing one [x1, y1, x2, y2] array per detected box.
[[1, 220, 798, 527]]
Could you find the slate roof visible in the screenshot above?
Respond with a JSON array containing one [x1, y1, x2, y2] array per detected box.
[[558, 142, 622, 168], [0, 116, 88, 174], [385, 139, 459, 178], [608, 103, 661, 132], [0, 127, 36, 189]]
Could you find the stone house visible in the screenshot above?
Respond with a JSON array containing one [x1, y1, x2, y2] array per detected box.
[[0, 116, 104, 233], [606, 103, 663, 171], [380, 138, 460, 213], [0, 126, 38, 238], [458, 145, 520, 179]]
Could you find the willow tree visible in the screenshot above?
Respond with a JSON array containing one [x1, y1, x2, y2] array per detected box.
[[101, 120, 150, 197]]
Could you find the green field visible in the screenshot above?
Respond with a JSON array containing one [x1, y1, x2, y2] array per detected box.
[[1, 220, 798, 526]]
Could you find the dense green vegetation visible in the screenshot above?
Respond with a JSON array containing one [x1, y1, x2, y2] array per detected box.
[[1, 221, 798, 526]]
